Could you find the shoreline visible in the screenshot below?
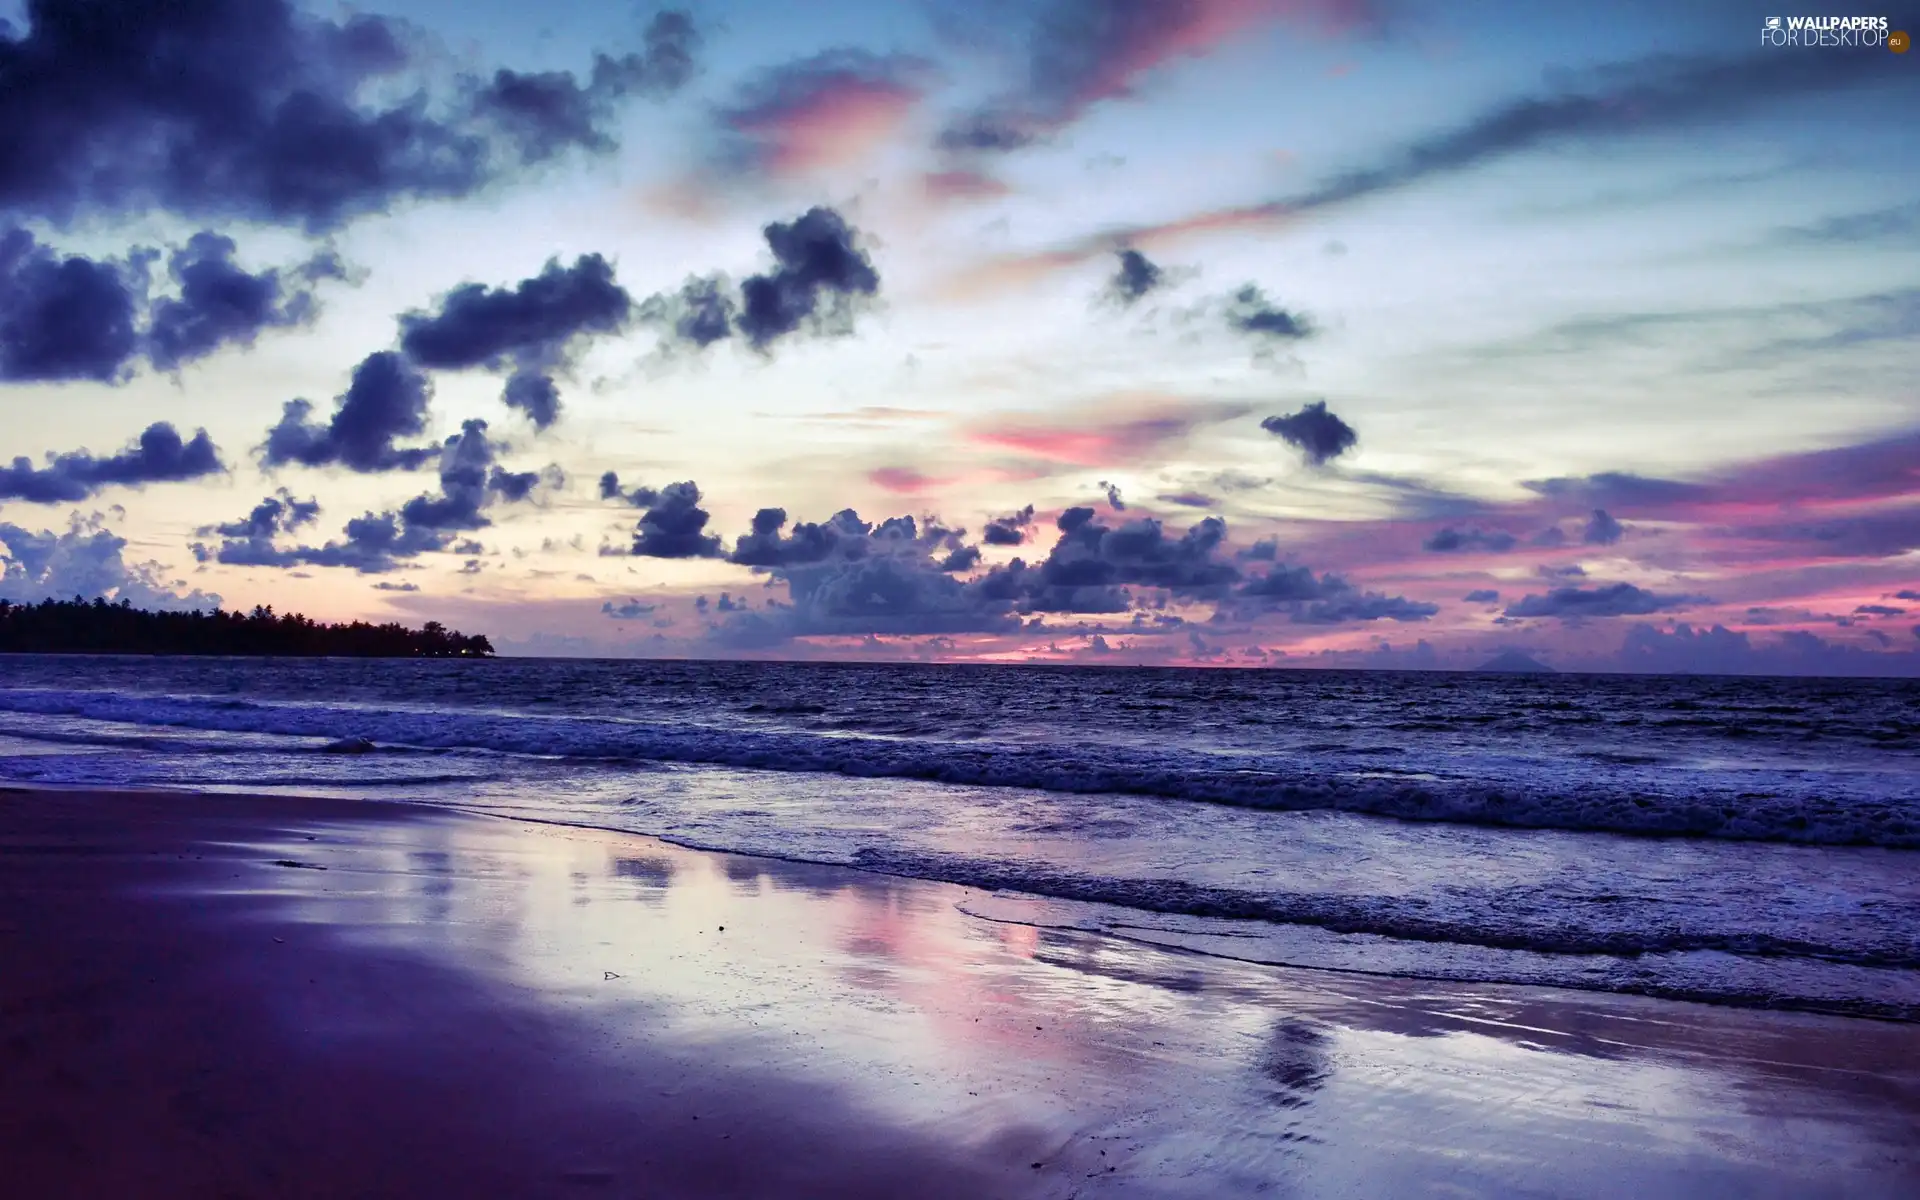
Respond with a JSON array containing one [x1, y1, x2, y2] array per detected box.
[[4, 784, 1917, 1197]]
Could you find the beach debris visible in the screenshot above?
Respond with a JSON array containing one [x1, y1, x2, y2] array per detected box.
[[270, 859, 326, 870], [603, 971, 621, 980], [321, 736, 377, 753]]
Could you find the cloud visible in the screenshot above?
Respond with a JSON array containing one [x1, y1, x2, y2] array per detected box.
[[467, 11, 697, 162], [716, 510, 998, 641], [1099, 480, 1127, 510], [1226, 284, 1312, 342], [1104, 248, 1164, 305], [629, 481, 723, 558], [1, 422, 225, 502], [1898, 590, 1920, 601], [645, 207, 881, 353], [0, 225, 145, 382], [1463, 589, 1500, 602], [921, 169, 1011, 202], [982, 505, 1036, 545], [1734, 508, 1920, 559], [1422, 527, 1517, 553], [1855, 604, 1906, 617], [602, 598, 657, 619], [1261, 400, 1357, 466], [713, 49, 932, 177], [1616, 622, 1918, 677], [146, 232, 337, 371], [935, 0, 1375, 154], [977, 508, 1241, 613], [261, 351, 438, 472], [1520, 471, 1709, 510], [398, 254, 634, 429], [394, 420, 544, 534], [1, 513, 219, 609], [639, 275, 737, 349], [971, 402, 1243, 467], [209, 419, 547, 573], [1781, 201, 1920, 244], [197, 489, 319, 540], [869, 467, 951, 495], [0, 1, 700, 231], [1231, 562, 1437, 624], [737, 207, 881, 350], [371, 580, 419, 592], [1156, 491, 1218, 508], [3, 226, 349, 383], [1504, 582, 1705, 619], [1582, 508, 1624, 545]]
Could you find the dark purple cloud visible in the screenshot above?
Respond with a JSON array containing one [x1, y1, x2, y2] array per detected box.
[[631, 481, 723, 558], [1504, 582, 1705, 619], [1464, 589, 1500, 602], [1105, 248, 1163, 305], [468, 11, 697, 164], [146, 231, 336, 371], [978, 509, 1241, 614], [2, 422, 224, 502], [1227, 284, 1312, 342], [982, 505, 1036, 545], [737, 207, 881, 350], [1616, 622, 1918, 677], [1262, 400, 1358, 466], [261, 351, 438, 473], [204, 419, 546, 573], [1521, 471, 1709, 510], [1423, 527, 1517, 553], [196, 488, 319, 540], [1582, 508, 1625, 545], [0, 0, 699, 231], [640, 275, 737, 348], [398, 254, 634, 429], [645, 207, 880, 354], [0, 226, 144, 382], [1232, 562, 1437, 625]]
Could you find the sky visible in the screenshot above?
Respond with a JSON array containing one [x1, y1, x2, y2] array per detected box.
[[1, 0, 1918, 673]]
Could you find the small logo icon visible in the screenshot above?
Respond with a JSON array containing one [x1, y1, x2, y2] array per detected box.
[[1893, 30, 1911, 52], [1765, 16, 1782, 31]]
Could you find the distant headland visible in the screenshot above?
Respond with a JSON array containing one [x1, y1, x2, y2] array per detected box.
[[0, 598, 492, 657]]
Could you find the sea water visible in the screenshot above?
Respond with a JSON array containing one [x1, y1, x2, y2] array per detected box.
[[1, 656, 1914, 1018]]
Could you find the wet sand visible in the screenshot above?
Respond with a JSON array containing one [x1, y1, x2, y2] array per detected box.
[[2, 787, 1916, 1198]]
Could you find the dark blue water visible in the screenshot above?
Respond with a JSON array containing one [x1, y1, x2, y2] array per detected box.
[[2, 656, 1915, 1018]]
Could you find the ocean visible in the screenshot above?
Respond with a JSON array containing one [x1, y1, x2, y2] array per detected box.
[[1, 656, 1915, 1020]]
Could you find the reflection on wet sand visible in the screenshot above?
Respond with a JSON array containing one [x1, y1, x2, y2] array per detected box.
[[234, 807, 1920, 1198]]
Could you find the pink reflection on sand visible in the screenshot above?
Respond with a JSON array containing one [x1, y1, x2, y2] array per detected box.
[[224, 806, 1920, 1197]]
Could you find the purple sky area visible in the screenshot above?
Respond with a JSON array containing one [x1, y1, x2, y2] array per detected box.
[[2, 0, 1918, 673]]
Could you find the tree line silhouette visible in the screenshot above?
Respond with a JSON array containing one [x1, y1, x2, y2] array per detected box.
[[0, 597, 494, 657]]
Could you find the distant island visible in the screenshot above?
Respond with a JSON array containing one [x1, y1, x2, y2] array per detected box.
[[1476, 649, 1556, 674], [0, 598, 493, 658]]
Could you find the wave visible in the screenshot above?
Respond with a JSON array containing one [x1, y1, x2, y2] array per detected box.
[[846, 847, 1920, 970], [0, 687, 1916, 848]]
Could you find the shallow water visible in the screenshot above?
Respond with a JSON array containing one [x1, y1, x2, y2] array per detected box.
[[1, 655, 1915, 1018]]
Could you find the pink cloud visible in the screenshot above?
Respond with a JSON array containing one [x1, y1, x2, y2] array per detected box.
[[722, 51, 933, 178], [920, 169, 1012, 203], [868, 467, 954, 495], [967, 400, 1246, 467]]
